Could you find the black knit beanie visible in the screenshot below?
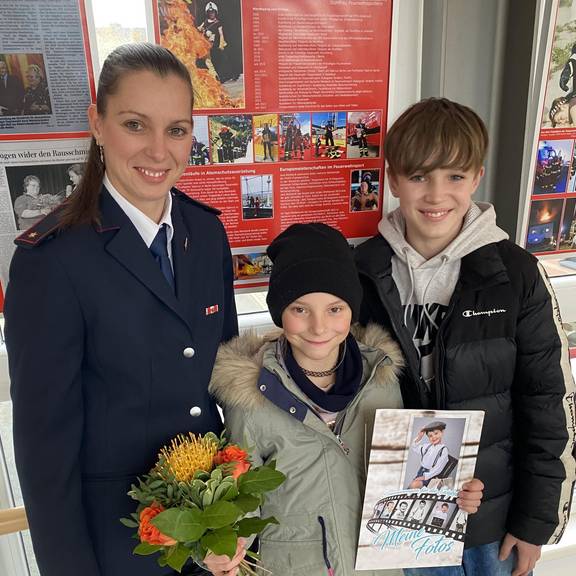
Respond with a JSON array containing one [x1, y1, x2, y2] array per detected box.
[[266, 223, 363, 327]]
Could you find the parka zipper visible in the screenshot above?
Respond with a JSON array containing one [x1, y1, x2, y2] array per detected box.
[[271, 368, 352, 455], [331, 351, 392, 456], [318, 516, 335, 576]]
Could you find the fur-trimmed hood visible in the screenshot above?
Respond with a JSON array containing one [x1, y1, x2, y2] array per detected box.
[[209, 323, 404, 411]]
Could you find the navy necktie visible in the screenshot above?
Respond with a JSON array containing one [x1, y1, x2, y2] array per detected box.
[[149, 224, 174, 291]]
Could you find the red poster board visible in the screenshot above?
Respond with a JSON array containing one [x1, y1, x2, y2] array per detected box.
[[154, 0, 393, 289]]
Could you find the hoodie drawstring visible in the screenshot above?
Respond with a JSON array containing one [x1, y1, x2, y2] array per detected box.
[[421, 255, 449, 331], [402, 247, 416, 329]]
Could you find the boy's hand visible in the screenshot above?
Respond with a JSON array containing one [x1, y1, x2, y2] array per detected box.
[[456, 478, 484, 513], [499, 533, 541, 576], [204, 538, 246, 576]]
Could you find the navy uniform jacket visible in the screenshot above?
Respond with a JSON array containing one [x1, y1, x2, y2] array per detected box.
[[4, 187, 238, 576]]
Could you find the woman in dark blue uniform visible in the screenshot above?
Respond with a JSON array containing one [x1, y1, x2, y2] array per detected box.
[[4, 43, 237, 576]]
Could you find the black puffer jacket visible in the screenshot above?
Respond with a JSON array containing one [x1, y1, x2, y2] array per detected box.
[[355, 235, 576, 549]]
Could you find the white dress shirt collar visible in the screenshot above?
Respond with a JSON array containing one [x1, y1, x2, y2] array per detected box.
[[104, 174, 174, 251]]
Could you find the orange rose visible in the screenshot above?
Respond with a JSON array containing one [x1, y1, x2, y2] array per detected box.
[[138, 503, 177, 546], [214, 445, 251, 479]]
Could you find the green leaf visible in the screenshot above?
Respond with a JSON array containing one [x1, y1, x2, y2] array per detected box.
[[201, 527, 237, 559], [211, 467, 223, 483], [158, 554, 169, 567], [213, 478, 236, 502], [151, 508, 206, 542], [202, 501, 242, 529], [237, 516, 279, 537], [220, 482, 239, 502], [134, 541, 162, 555], [237, 467, 286, 494], [166, 543, 191, 572], [233, 494, 260, 513], [120, 517, 140, 528]]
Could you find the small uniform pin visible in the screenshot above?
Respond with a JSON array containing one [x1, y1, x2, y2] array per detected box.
[[184, 237, 188, 252], [205, 304, 219, 315]]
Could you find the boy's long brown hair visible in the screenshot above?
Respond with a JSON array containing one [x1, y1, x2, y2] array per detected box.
[[385, 97, 488, 177]]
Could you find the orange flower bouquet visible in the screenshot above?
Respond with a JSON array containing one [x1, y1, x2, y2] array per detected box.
[[121, 431, 285, 574]]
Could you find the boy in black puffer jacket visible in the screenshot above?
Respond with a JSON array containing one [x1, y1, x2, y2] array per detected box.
[[355, 97, 576, 576]]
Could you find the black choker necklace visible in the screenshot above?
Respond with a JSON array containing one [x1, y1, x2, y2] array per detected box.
[[299, 341, 347, 378]]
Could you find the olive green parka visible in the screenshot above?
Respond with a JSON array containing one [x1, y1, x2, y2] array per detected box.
[[209, 323, 404, 576]]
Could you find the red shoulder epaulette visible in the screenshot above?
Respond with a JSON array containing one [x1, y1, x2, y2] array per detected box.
[[14, 205, 64, 248]]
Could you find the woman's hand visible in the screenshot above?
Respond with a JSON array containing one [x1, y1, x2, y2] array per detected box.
[[204, 538, 246, 576], [456, 478, 484, 513]]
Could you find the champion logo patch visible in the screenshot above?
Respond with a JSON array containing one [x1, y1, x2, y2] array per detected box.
[[462, 308, 506, 318], [205, 304, 219, 315]]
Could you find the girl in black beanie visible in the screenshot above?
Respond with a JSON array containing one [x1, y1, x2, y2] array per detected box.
[[207, 223, 484, 576]]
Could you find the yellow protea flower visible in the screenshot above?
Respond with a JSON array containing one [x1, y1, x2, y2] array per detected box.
[[158, 433, 218, 483]]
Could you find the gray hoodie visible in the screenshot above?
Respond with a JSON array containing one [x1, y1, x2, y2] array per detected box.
[[377, 201, 508, 388]]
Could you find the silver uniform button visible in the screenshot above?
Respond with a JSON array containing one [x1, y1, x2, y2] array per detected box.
[[189, 406, 202, 417], [259, 384, 267, 392], [289, 407, 296, 414], [183, 347, 195, 358]]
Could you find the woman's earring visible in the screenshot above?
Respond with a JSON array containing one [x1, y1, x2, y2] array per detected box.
[[98, 144, 105, 165]]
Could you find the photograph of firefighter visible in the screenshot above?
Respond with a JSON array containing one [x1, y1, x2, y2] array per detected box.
[[254, 113, 278, 162], [157, 0, 244, 108], [312, 111, 346, 159], [209, 114, 253, 164], [241, 174, 273, 220], [279, 113, 311, 161], [533, 139, 573, 195], [346, 111, 382, 158], [526, 199, 564, 253], [559, 198, 576, 250], [568, 143, 576, 191], [188, 115, 210, 165], [350, 169, 380, 212]]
